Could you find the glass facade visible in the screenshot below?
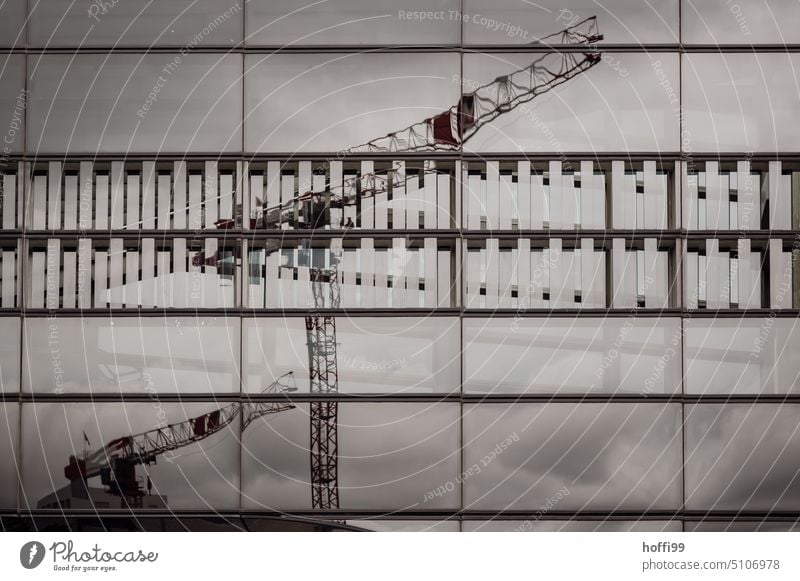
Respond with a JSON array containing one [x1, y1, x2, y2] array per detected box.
[[1, 1, 799, 532]]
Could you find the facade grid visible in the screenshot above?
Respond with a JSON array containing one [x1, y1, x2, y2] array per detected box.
[[0, 0, 799, 531]]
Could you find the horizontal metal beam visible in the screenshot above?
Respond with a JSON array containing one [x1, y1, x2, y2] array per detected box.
[[4, 393, 800, 404], [10, 152, 800, 162], [8, 44, 800, 55], [6, 509, 800, 521], [6, 308, 800, 318]]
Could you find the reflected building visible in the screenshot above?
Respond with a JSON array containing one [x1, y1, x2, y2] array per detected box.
[[1, 0, 800, 532]]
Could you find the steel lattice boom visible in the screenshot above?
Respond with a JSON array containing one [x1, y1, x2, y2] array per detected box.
[[64, 374, 297, 487]]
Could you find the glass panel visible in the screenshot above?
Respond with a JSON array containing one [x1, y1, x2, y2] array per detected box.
[[26, 161, 239, 232], [29, 0, 243, 47], [462, 53, 680, 152], [26, 238, 237, 309], [463, 0, 678, 44], [347, 520, 460, 532], [463, 403, 682, 510], [0, 56, 26, 154], [247, 160, 455, 231], [683, 162, 768, 231], [464, 160, 630, 231], [463, 520, 681, 532], [21, 402, 240, 511], [246, 0, 460, 46], [246, 238, 455, 309], [683, 53, 800, 152], [28, 54, 242, 153], [0, 164, 22, 230], [686, 404, 800, 511], [0, 317, 19, 392], [464, 238, 672, 309], [683, 0, 800, 44], [0, 4, 25, 47], [685, 318, 800, 394], [686, 521, 800, 532], [244, 53, 459, 152], [0, 403, 19, 509], [244, 317, 460, 394], [464, 318, 682, 394], [0, 243, 20, 309], [23, 317, 239, 394], [242, 402, 460, 510]]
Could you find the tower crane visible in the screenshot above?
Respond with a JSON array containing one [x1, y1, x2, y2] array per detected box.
[[200, 16, 603, 512], [54, 373, 297, 508]]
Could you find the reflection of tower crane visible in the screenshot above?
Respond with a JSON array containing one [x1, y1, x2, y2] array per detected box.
[[58, 374, 297, 508], [201, 16, 603, 511], [254, 16, 602, 230]]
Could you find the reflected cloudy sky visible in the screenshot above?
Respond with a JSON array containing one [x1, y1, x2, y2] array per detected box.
[[463, 403, 682, 511], [23, 317, 240, 394], [0, 317, 19, 392], [464, 317, 682, 394], [463, 53, 680, 152], [242, 402, 460, 511], [245, 52, 459, 153], [28, 0, 243, 47], [0, 403, 18, 508], [462, 0, 679, 44], [463, 520, 681, 532], [684, 318, 800, 395], [686, 404, 800, 512], [683, 0, 800, 44], [245, 317, 460, 394]]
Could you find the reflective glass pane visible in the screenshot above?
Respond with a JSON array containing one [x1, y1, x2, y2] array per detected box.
[[686, 404, 800, 511], [347, 520, 459, 532], [0, 3, 24, 47], [463, 0, 678, 44], [463, 520, 681, 532], [26, 160, 239, 232], [26, 238, 236, 309], [22, 402, 240, 511], [242, 402, 460, 510], [23, 317, 239, 394], [246, 160, 456, 231], [0, 56, 26, 154], [29, 0, 243, 47], [463, 403, 682, 510], [244, 53, 459, 152], [246, 238, 455, 309], [462, 53, 680, 152], [464, 317, 682, 394], [685, 318, 800, 394], [0, 403, 18, 509], [683, 0, 800, 44], [244, 317, 460, 394], [246, 0, 460, 46], [686, 521, 800, 532], [28, 54, 242, 153], [0, 165, 23, 230], [683, 53, 800, 152], [0, 317, 19, 392]]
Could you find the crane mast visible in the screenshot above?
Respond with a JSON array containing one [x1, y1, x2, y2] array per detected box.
[[306, 260, 341, 509]]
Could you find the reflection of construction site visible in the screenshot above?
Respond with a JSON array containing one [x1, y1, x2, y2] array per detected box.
[[29, 17, 604, 527], [36, 375, 296, 510]]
